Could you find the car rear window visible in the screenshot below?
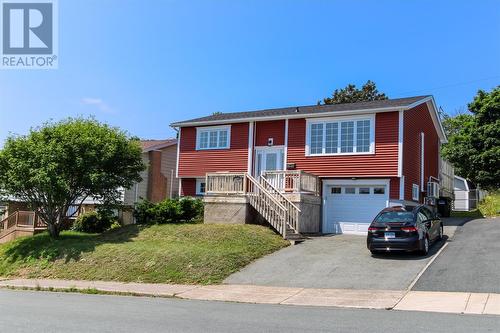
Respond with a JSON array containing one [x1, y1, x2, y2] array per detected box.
[[374, 211, 414, 224]]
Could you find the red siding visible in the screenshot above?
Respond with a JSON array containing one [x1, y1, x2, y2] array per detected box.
[[287, 112, 399, 177], [390, 177, 400, 200], [403, 103, 439, 202], [181, 178, 196, 196], [255, 120, 285, 146], [178, 123, 249, 177]]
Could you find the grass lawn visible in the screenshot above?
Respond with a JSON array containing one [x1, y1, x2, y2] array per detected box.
[[0, 224, 289, 284], [451, 191, 500, 219]]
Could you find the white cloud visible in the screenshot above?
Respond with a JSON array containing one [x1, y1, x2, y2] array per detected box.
[[81, 97, 114, 113]]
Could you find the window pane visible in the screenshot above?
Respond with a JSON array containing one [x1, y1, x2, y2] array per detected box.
[[200, 182, 206, 194], [325, 123, 338, 153], [266, 153, 277, 171], [209, 131, 218, 148], [359, 187, 370, 194], [345, 187, 355, 194], [374, 187, 385, 194], [310, 123, 324, 154], [340, 121, 354, 153], [200, 132, 208, 149], [356, 120, 370, 152], [218, 130, 228, 148], [331, 187, 341, 194]]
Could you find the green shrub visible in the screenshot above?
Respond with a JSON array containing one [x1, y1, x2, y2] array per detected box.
[[180, 197, 204, 221], [72, 210, 115, 233], [134, 197, 204, 225]]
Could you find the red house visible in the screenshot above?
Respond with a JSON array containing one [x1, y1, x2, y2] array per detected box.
[[171, 96, 447, 237]]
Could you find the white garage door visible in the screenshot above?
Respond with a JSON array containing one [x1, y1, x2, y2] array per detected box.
[[324, 184, 389, 235]]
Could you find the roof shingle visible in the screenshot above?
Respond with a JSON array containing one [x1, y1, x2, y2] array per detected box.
[[171, 95, 431, 126]]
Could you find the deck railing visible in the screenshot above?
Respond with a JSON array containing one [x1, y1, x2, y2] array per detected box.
[[263, 170, 320, 195], [206, 172, 247, 195], [205, 172, 302, 238], [1, 211, 46, 238]]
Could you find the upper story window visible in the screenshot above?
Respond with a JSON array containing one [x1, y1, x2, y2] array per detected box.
[[196, 125, 231, 150], [306, 115, 375, 156]]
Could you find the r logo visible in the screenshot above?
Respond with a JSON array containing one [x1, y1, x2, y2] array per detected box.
[[2, 2, 53, 54]]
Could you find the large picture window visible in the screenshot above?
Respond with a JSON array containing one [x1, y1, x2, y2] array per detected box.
[[306, 116, 374, 155], [196, 125, 231, 150]]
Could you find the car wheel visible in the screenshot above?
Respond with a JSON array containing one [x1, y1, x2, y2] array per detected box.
[[437, 224, 444, 241], [420, 236, 429, 256]]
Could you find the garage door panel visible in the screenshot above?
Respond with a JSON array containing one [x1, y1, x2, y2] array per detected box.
[[324, 184, 388, 235]]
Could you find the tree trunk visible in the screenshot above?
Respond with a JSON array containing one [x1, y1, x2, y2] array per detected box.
[[47, 223, 60, 238]]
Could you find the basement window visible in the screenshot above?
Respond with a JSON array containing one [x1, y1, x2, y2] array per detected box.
[[196, 179, 206, 196], [412, 184, 420, 201]]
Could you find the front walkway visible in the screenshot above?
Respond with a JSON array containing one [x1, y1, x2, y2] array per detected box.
[[0, 278, 499, 316]]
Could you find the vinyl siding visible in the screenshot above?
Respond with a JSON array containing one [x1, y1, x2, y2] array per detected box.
[[178, 123, 249, 177], [161, 144, 179, 198], [403, 103, 439, 202], [287, 112, 399, 177], [255, 120, 285, 146]]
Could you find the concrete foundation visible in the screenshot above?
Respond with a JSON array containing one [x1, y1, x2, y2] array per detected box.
[[203, 195, 252, 225], [203, 193, 321, 234]]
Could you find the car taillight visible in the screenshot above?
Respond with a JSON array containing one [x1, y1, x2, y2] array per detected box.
[[401, 226, 418, 232], [368, 227, 378, 232]]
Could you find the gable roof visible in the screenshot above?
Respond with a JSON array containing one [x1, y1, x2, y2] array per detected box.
[[170, 95, 446, 143], [140, 139, 177, 152], [171, 95, 429, 126]]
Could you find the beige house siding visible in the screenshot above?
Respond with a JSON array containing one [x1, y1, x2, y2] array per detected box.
[[123, 143, 178, 205], [161, 145, 179, 198], [123, 153, 150, 205]]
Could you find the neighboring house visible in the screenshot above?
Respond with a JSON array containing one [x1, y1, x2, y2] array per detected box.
[[172, 96, 447, 237], [453, 175, 486, 211], [123, 139, 179, 205]]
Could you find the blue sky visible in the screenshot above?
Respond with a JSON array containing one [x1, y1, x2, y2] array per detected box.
[[1, 0, 499, 143]]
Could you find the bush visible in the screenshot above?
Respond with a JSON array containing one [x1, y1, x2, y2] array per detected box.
[[72, 210, 115, 233], [134, 197, 204, 225]]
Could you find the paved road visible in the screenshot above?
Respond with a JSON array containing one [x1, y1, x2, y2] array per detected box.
[[413, 217, 500, 293], [1, 289, 499, 333], [225, 234, 446, 290]]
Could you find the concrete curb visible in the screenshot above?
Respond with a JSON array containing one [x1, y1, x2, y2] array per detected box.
[[1, 278, 499, 316]]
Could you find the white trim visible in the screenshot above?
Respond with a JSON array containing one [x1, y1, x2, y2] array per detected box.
[[195, 178, 206, 196], [305, 114, 375, 156], [195, 125, 231, 150], [254, 147, 285, 176], [178, 179, 182, 197], [412, 184, 420, 201], [399, 176, 405, 201], [420, 132, 425, 191], [284, 119, 289, 170], [247, 122, 254, 174], [397, 110, 404, 177], [175, 128, 181, 178], [322, 178, 391, 234]]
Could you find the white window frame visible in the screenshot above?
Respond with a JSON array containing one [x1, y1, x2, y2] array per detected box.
[[412, 184, 420, 201], [196, 178, 206, 196], [196, 125, 231, 150], [305, 114, 375, 156]]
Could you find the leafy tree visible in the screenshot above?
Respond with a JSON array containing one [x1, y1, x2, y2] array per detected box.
[[441, 87, 500, 190], [0, 118, 145, 237], [320, 80, 388, 105]]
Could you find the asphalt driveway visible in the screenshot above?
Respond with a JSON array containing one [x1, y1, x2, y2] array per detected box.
[[225, 227, 450, 290], [413, 217, 500, 293]]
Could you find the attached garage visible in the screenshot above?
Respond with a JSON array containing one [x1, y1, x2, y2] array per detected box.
[[322, 179, 390, 235]]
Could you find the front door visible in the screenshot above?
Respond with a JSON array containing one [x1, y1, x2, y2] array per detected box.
[[254, 147, 284, 177]]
